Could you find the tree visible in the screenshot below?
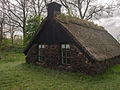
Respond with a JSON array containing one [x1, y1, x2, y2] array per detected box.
[[29, 0, 46, 17], [0, 0, 50, 45], [8, 22, 16, 46], [117, 0, 120, 9], [25, 15, 43, 45], [0, 1, 5, 44], [0, 0, 30, 44], [59, 0, 114, 20]]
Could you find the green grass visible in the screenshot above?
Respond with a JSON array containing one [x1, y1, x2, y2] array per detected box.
[[0, 49, 120, 90]]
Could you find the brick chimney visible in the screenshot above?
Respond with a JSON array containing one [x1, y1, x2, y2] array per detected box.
[[47, 2, 61, 18]]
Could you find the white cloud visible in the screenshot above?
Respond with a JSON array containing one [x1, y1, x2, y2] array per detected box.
[[94, 16, 120, 42]]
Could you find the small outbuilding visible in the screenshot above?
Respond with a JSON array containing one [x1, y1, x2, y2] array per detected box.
[[24, 2, 120, 75]]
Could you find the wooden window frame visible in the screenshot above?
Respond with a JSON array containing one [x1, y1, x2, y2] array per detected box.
[[38, 44, 45, 62], [61, 44, 71, 65]]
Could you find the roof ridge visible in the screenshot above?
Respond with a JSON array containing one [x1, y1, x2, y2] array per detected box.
[[55, 14, 107, 32]]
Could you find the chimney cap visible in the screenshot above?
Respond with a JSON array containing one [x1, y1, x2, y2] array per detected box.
[[47, 2, 61, 18], [47, 2, 61, 8]]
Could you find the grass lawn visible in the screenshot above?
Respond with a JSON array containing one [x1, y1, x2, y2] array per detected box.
[[0, 49, 120, 90]]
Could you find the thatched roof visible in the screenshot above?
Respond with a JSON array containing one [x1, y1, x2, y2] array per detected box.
[[24, 14, 120, 61], [55, 15, 120, 61]]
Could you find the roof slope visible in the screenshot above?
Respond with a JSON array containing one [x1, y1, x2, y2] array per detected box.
[[55, 15, 120, 61]]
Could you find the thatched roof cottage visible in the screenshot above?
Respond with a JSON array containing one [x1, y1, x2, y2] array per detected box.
[[24, 2, 120, 75]]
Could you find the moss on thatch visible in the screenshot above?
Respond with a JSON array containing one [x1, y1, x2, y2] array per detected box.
[[56, 14, 105, 31]]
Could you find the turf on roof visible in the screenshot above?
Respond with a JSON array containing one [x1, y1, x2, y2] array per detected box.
[[56, 14, 105, 31]]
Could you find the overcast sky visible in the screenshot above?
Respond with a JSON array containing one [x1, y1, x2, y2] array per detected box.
[[95, 15, 120, 41], [94, 0, 120, 41]]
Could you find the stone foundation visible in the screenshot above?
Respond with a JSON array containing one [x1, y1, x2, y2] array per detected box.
[[26, 44, 120, 75]]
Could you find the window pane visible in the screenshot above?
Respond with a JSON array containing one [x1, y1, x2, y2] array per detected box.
[[61, 44, 70, 65], [39, 45, 41, 48], [61, 44, 65, 48], [41, 56, 44, 62], [66, 50, 70, 57], [38, 44, 45, 62], [63, 58, 66, 64], [66, 58, 70, 64], [39, 56, 43, 62], [40, 56, 42, 61], [38, 57, 40, 61], [43, 49, 45, 55], [42, 45, 45, 48], [42, 57, 45, 61], [40, 49, 44, 55], [62, 49, 66, 56], [39, 50, 40, 56], [66, 44, 70, 48]]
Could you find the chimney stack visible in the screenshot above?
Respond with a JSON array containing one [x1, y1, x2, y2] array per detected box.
[[47, 2, 61, 19]]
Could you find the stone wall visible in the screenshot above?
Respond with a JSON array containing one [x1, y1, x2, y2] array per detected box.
[[43, 45, 60, 69], [69, 45, 120, 75], [26, 44, 120, 75]]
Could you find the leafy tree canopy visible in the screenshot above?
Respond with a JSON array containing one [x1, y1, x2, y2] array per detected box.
[[25, 15, 43, 45]]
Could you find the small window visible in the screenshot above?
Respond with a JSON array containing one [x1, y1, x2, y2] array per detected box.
[[61, 44, 70, 65], [38, 44, 45, 62]]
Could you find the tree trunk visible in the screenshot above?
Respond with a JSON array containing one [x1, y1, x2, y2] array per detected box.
[[23, 26, 26, 45], [23, 0, 26, 45], [0, 23, 3, 45], [11, 37, 14, 47], [23, 13, 26, 45], [11, 33, 14, 47]]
